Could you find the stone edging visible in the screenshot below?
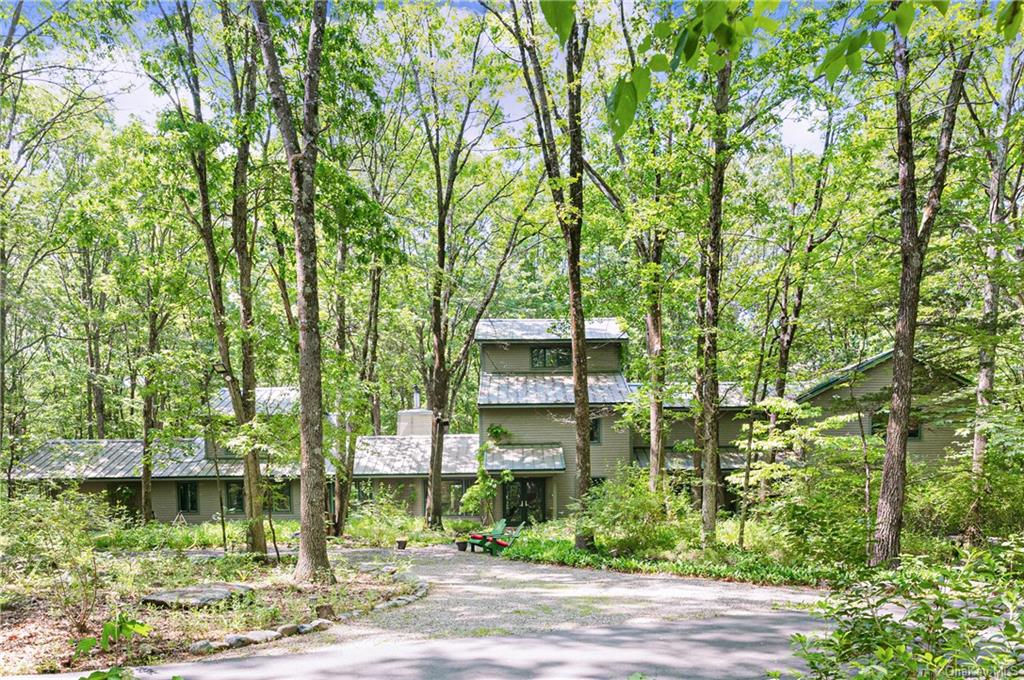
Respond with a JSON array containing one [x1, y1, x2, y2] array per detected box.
[[188, 562, 429, 656]]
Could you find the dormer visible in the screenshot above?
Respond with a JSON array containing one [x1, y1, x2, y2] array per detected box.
[[475, 318, 627, 374]]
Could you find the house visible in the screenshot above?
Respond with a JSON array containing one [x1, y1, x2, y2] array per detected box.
[[12, 318, 970, 525], [355, 320, 969, 523], [11, 387, 309, 523]]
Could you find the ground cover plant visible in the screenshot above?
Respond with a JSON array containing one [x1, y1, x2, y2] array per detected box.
[[0, 490, 413, 675], [778, 537, 1024, 678], [501, 464, 1024, 588]]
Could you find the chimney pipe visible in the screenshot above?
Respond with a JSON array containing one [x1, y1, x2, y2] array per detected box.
[[413, 385, 421, 409]]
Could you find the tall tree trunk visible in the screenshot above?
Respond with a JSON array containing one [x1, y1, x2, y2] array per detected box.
[[565, 19, 593, 549], [158, 0, 267, 554], [699, 60, 732, 546], [871, 27, 972, 566], [332, 225, 348, 537], [489, 0, 590, 543], [426, 189, 448, 529], [964, 45, 1015, 545], [228, 37, 265, 555], [0, 245, 8, 500], [253, 0, 333, 583], [140, 309, 159, 523], [646, 252, 666, 492]]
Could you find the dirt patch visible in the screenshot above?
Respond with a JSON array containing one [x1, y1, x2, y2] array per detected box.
[[0, 557, 413, 675]]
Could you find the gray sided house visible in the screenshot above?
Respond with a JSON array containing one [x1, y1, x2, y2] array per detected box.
[[12, 387, 310, 523], [14, 319, 971, 525], [367, 319, 969, 523]]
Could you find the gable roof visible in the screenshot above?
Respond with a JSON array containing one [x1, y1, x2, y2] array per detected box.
[[354, 435, 564, 476], [793, 349, 971, 403], [11, 438, 308, 481], [475, 318, 626, 343], [478, 372, 632, 406], [208, 386, 300, 417]]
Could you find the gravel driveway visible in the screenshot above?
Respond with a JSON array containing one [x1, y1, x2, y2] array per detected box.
[[5, 546, 824, 680]]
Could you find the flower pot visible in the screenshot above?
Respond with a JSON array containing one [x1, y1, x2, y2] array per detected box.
[[396, 539, 408, 550], [455, 540, 468, 552]]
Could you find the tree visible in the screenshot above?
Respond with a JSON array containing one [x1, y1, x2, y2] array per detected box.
[[962, 37, 1023, 544], [869, 4, 975, 567], [252, 0, 333, 583], [388, 4, 530, 529], [485, 0, 595, 549], [144, 0, 268, 554]]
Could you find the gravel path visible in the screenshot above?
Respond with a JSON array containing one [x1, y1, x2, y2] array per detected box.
[[5, 546, 825, 679]]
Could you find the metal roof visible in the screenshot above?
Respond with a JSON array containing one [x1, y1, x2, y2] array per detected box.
[[12, 438, 307, 481], [632, 447, 749, 471], [354, 435, 564, 476], [478, 372, 633, 406], [208, 386, 300, 417], [648, 382, 750, 410], [475, 318, 626, 343]]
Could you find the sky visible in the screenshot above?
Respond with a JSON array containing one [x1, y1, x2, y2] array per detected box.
[[97, 49, 825, 155]]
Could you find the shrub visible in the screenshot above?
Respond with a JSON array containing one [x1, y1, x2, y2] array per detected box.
[[460, 444, 514, 524], [575, 465, 696, 556], [906, 462, 1024, 539], [346, 486, 423, 546], [0, 486, 110, 632], [785, 537, 1024, 678]]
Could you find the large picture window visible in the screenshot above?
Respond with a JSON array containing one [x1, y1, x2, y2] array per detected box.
[[177, 481, 199, 514], [422, 479, 474, 515], [225, 481, 245, 513], [530, 346, 571, 369], [266, 481, 292, 513]]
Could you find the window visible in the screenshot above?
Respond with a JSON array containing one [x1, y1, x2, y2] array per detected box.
[[589, 417, 602, 443], [355, 480, 375, 503], [871, 412, 922, 440], [266, 481, 292, 513], [590, 476, 606, 487], [225, 481, 245, 513], [632, 447, 650, 468], [177, 481, 199, 514], [422, 479, 473, 515], [530, 346, 571, 369]]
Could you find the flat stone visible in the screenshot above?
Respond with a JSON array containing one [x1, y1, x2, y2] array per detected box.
[[224, 634, 253, 649], [298, 619, 331, 634], [276, 624, 299, 637], [188, 639, 231, 654], [142, 583, 253, 609], [188, 640, 213, 654], [244, 630, 282, 644], [315, 603, 336, 619]]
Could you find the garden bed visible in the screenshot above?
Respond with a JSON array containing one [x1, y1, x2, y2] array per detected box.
[[0, 552, 413, 675]]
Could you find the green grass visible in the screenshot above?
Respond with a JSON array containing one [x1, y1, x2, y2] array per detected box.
[[91, 519, 300, 552]]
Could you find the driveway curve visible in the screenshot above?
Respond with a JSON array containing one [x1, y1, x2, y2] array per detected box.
[[6, 546, 824, 680]]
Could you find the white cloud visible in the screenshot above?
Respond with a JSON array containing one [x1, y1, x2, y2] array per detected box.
[[778, 103, 825, 154], [92, 50, 170, 129]]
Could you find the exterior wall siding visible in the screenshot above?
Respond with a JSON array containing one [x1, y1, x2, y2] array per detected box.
[[150, 478, 304, 524], [480, 342, 622, 374], [806, 362, 966, 468], [478, 406, 632, 517]]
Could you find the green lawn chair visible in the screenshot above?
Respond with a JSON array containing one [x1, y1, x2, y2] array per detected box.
[[485, 524, 522, 556], [466, 519, 506, 553]]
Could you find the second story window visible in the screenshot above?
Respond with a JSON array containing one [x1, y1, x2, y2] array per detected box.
[[530, 346, 571, 369], [590, 417, 602, 443], [871, 411, 921, 440]]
